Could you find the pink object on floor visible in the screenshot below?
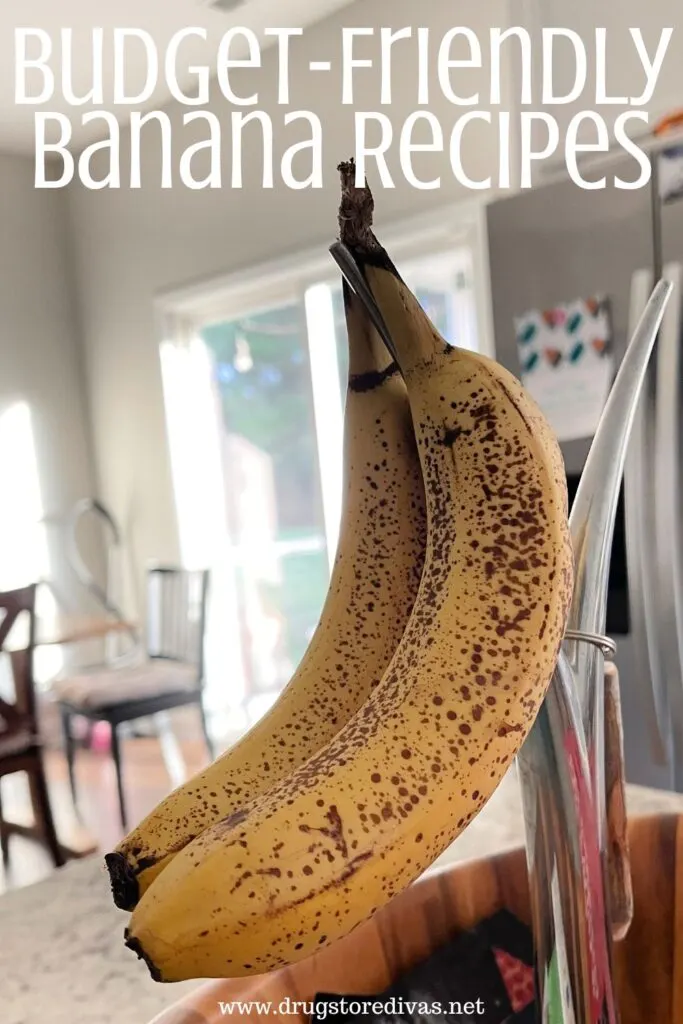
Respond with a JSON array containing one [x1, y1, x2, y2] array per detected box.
[[90, 720, 111, 753]]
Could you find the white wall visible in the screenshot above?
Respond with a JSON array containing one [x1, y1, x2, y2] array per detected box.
[[0, 152, 98, 622], [511, 0, 682, 145], [66, 0, 512, 615]]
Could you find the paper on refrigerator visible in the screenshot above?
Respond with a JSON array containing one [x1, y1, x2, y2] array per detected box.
[[658, 142, 683, 205], [514, 297, 614, 443]]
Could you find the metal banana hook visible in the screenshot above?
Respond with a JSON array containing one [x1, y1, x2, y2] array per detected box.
[[329, 241, 400, 365], [518, 277, 673, 1023]]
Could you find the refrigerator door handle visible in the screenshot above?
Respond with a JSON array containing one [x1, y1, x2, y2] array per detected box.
[[655, 261, 683, 786], [624, 268, 672, 770]]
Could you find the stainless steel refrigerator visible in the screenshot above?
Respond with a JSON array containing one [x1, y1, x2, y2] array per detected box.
[[486, 141, 683, 792]]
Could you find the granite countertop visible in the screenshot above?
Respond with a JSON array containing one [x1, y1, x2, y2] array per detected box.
[[2, 771, 683, 1024]]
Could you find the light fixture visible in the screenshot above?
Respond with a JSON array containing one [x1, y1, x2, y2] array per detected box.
[[234, 334, 254, 373], [207, 0, 247, 12]]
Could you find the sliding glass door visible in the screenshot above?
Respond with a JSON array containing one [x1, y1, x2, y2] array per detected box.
[[201, 302, 332, 725]]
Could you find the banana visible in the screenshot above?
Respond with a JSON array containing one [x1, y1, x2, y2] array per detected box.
[[105, 281, 427, 911], [124, 167, 573, 982]]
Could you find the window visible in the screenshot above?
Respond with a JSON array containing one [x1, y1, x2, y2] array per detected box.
[[201, 301, 331, 723], [159, 217, 485, 737], [0, 403, 48, 590], [0, 402, 61, 685]]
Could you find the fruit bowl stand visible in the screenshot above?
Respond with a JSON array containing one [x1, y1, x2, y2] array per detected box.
[[324, 245, 676, 1020]]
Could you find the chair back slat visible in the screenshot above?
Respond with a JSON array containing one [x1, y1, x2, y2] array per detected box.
[[0, 584, 37, 740], [146, 568, 209, 684]]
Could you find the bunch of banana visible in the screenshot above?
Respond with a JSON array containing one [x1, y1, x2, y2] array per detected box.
[[122, 164, 573, 982], [105, 265, 427, 911]]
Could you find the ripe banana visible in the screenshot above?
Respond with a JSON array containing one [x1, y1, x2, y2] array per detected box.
[[106, 283, 427, 911], [125, 169, 573, 983]]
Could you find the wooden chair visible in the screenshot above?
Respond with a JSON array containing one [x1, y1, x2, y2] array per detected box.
[[52, 567, 212, 830], [0, 583, 65, 868]]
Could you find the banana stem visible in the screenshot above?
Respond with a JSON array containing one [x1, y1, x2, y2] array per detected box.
[[331, 162, 406, 371], [337, 159, 382, 257]]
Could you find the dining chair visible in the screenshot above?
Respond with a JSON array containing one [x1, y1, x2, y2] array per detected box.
[[52, 567, 212, 830], [0, 583, 65, 868]]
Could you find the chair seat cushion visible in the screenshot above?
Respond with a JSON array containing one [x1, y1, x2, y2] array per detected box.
[[0, 728, 35, 758], [52, 659, 198, 710]]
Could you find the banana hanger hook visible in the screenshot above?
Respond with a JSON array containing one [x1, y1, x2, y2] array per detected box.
[[329, 241, 401, 367]]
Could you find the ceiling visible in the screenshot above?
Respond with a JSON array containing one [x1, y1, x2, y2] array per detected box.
[[0, 0, 354, 153]]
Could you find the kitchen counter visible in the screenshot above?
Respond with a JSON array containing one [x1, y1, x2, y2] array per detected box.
[[2, 772, 683, 1024]]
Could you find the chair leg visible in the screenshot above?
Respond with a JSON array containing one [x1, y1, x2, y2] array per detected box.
[[110, 723, 128, 831], [0, 779, 10, 866], [60, 707, 78, 811], [28, 755, 66, 869], [198, 699, 215, 761]]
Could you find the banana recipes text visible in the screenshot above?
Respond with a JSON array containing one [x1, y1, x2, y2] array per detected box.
[[15, 24, 673, 190]]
